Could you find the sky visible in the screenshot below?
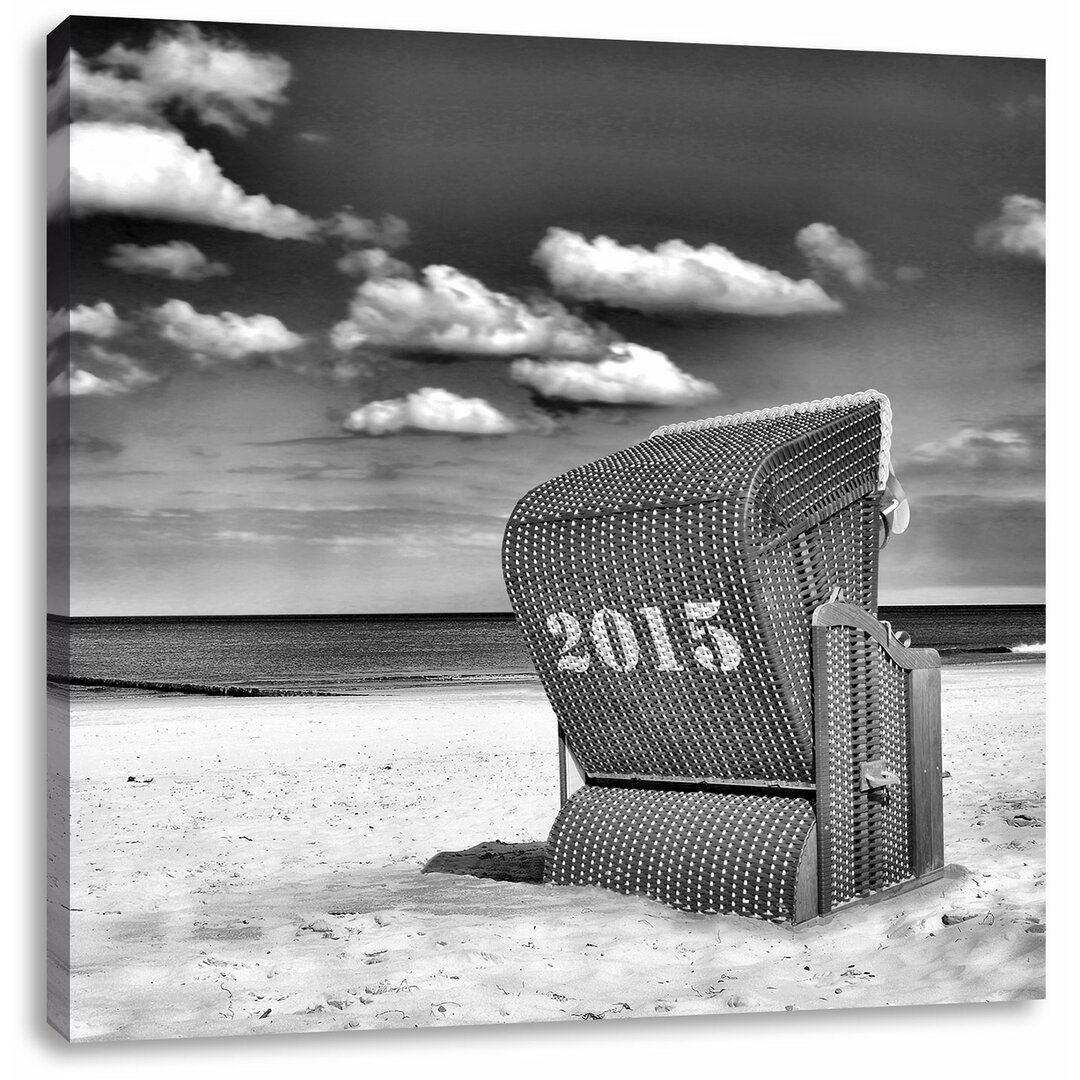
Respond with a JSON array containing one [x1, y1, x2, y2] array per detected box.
[[46, 16, 1045, 615]]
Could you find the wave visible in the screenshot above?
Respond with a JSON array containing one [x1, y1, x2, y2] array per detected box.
[[1010, 642, 1046, 654], [48, 670, 540, 697], [48, 675, 333, 697]]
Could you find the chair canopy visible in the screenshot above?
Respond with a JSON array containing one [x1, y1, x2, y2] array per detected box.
[[503, 390, 892, 788]]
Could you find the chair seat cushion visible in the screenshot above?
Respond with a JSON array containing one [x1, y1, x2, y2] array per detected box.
[[545, 785, 816, 920]]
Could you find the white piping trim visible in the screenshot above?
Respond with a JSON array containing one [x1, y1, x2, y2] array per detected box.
[[650, 389, 892, 489]]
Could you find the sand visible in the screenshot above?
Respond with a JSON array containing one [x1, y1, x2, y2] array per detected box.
[[52, 662, 1045, 1041]]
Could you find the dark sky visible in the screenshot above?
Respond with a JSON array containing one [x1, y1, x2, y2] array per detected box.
[[48, 17, 1044, 614]]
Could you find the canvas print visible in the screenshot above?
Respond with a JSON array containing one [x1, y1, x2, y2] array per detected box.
[[46, 16, 1045, 1042]]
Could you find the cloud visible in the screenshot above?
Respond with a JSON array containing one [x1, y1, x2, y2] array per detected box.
[[975, 195, 1045, 262], [55, 27, 401, 245], [48, 345, 160, 398], [297, 131, 330, 144], [48, 369, 118, 398], [55, 29, 398, 246], [342, 387, 517, 436], [49, 369, 128, 398], [510, 342, 719, 406], [47, 309, 69, 345], [47, 50, 70, 134], [69, 301, 127, 338], [148, 299, 305, 361], [106, 240, 231, 280], [906, 418, 1044, 472], [336, 247, 415, 279], [325, 211, 411, 250], [65, 122, 322, 239], [68, 23, 291, 136], [331, 264, 617, 357], [328, 213, 414, 277], [533, 227, 842, 317], [795, 223, 880, 290], [86, 344, 159, 386]]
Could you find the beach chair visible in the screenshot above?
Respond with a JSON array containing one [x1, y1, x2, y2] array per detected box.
[[502, 390, 943, 924]]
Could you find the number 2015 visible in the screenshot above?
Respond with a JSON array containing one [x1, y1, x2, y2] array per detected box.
[[545, 602, 742, 674]]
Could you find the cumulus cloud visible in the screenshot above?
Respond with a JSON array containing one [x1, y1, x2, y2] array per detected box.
[[510, 343, 719, 406], [68, 23, 291, 136], [907, 420, 1044, 471], [795, 223, 880, 290], [975, 195, 1045, 262], [86, 345, 159, 386], [54, 26, 403, 245], [331, 264, 616, 357], [106, 240, 231, 280], [533, 228, 841, 317], [47, 50, 70, 134], [66, 122, 321, 239], [328, 212, 414, 277], [55, 29, 399, 244], [48, 369, 118, 398], [48, 345, 159, 397], [336, 247, 414, 279], [148, 299, 304, 361], [70, 301, 127, 338], [47, 309, 69, 344], [342, 387, 517, 436], [326, 211, 411, 251]]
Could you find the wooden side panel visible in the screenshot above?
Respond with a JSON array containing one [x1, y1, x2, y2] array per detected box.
[[557, 726, 588, 805], [793, 828, 819, 924], [908, 664, 944, 877], [810, 625, 832, 914], [811, 606, 944, 915]]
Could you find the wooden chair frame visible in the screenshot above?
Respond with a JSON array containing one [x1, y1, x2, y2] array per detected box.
[[506, 392, 944, 924]]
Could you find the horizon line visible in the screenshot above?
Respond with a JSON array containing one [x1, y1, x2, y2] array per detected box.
[[47, 601, 1048, 622]]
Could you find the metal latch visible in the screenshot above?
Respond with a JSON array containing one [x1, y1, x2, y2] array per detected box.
[[860, 760, 901, 792]]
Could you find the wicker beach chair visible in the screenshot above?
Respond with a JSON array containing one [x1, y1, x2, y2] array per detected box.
[[502, 390, 943, 924]]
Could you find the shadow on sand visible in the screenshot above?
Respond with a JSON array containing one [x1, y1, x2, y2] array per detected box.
[[422, 841, 547, 885]]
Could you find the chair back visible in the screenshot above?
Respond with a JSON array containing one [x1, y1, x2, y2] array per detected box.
[[503, 390, 891, 788]]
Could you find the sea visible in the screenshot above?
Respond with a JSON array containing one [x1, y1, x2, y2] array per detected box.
[[48, 605, 1045, 698]]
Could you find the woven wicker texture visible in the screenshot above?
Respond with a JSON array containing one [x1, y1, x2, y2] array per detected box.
[[503, 392, 888, 786], [818, 625, 912, 909], [545, 786, 815, 920]]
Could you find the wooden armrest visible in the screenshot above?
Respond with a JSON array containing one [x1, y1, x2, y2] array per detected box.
[[811, 600, 940, 670]]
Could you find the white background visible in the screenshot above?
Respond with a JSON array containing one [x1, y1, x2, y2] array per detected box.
[[5, 2, 1075, 1077]]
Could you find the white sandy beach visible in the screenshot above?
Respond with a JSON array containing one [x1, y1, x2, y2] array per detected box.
[[52, 662, 1045, 1041]]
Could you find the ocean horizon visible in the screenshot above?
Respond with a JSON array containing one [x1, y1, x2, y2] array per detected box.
[[48, 604, 1045, 698]]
